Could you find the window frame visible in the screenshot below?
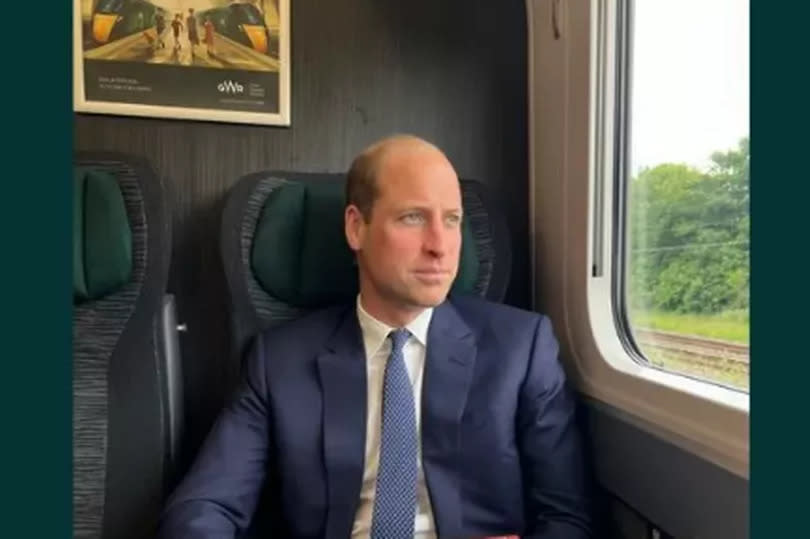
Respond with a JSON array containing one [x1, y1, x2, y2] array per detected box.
[[526, 0, 749, 478]]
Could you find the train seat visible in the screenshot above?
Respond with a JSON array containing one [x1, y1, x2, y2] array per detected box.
[[218, 170, 511, 536], [73, 152, 183, 539]]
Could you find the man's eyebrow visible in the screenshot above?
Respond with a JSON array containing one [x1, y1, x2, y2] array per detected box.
[[392, 205, 463, 214]]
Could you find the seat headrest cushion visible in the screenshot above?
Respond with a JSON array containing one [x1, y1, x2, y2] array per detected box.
[[251, 179, 478, 307], [74, 167, 133, 304]]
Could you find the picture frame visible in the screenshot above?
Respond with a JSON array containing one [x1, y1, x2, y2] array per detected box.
[[73, 0, 290, 126]]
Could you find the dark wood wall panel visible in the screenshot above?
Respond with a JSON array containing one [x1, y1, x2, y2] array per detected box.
[[75, 0, 528, 468]]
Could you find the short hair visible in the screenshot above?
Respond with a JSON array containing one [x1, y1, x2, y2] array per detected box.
[[345, 146, 379, 222], [345, 134, 442, 222]]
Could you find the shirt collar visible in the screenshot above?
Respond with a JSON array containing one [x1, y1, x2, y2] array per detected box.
[[356, 294, 433, 358]]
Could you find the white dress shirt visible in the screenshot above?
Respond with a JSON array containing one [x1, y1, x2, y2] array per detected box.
[[350, 295, 437, 539]]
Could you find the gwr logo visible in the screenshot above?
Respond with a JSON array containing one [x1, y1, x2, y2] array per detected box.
[[217, 80, 244, 94]]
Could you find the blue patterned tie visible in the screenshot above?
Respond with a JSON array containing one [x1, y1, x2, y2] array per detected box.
[[370, 329, 417, 538]]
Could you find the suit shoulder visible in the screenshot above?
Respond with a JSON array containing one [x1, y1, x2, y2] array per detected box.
[[449, 293, 546, 329], [446, 296, 559, 367], [255, 303, 350, 348]]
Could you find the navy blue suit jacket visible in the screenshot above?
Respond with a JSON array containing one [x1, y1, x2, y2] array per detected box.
[[158, 295, 592, 538]]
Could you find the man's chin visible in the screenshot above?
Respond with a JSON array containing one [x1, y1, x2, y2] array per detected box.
[[409, 288, 451, 308]]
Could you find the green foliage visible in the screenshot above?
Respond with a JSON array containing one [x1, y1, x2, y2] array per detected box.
[[628, 137, 749, 315]]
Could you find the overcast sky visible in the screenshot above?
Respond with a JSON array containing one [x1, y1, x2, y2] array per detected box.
[[630, 0, 749, 173]]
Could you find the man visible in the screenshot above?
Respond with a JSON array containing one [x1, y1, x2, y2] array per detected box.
[[158, 135, 592, 538]]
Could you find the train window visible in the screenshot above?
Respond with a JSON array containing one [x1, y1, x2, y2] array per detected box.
[[527, 0, 748, 474], [618, 0, 749, 392]]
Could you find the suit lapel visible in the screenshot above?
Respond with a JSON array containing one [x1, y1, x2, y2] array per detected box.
[[317, 308, 367, 539], [421, 299, 477, 537]]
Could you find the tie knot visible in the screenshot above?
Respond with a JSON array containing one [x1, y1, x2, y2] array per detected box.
[[388, 329, 410, 355]]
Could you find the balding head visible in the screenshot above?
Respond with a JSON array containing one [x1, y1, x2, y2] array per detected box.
[[343, 134, 461, 326], [345, 135, 452, 222]]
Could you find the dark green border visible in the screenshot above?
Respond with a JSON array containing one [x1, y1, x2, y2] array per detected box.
[[751, 0, 809, 536], [1, 0, 71, 536]]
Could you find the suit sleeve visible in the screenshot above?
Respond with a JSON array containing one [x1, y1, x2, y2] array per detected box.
[[157, 335, 272, 538], [517, 315, 593, 539]]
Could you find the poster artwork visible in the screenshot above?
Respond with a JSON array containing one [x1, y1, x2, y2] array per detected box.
[[73, 0, 290, 126]]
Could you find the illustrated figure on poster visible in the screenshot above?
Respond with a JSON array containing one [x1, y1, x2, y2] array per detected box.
[[204, 16, 215, 57], [153, 12, 166, 50], [187, 8, 200, 58], [171, 13, 184, 51]]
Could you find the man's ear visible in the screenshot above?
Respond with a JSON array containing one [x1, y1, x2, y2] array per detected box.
[[345, 204, 365, 252]]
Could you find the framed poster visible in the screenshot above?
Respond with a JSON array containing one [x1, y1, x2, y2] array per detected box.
[[73, 0, 290, 126]]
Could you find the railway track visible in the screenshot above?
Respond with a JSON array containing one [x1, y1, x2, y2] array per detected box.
[[633, 328, 749, 368]]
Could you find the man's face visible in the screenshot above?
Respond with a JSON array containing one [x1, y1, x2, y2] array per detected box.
[[346, 147, 463, 315]]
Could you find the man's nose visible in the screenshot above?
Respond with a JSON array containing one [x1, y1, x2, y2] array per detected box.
[[423, 220, 448, 257]]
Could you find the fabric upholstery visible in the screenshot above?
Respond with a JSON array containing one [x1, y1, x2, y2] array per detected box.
[[73, 152, 172, 539], [73, 161, 146, 538], [74, 167, 132, 303]]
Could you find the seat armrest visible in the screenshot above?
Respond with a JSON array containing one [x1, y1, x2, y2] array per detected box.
[[157, 294, 184, 485]]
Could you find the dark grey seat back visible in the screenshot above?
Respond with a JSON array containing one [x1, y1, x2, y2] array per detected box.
[[73, 151, 180, 539]]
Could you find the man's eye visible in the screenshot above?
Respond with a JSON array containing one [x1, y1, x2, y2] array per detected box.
[[401, 213, 424, 224]]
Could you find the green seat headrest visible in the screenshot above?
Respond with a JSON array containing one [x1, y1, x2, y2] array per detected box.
[[251, 180, 479, 307], [74, 167, 133, 304]]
